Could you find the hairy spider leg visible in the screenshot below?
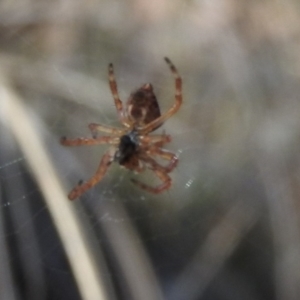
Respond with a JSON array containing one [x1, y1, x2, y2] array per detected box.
[[61, 136, 119, 146], [131, 168, 171, 194], [88, 123, 125, 138], [140, 57, 182, 134], [147, 147, 178, 173], [131, 154, 172, 193], [68, 149, 116, 200], [140, 134, 172, 146], [140, 153, 177, 174], [108, 63, 131, 128], [139, 135, 177, 172]]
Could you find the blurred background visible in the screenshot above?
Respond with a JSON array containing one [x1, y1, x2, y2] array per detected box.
[[1, 0, 300, 299]]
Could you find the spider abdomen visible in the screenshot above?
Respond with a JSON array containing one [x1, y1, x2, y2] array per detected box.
[[127, 83, 161, 127]]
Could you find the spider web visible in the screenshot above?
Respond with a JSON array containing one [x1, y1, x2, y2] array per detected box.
[[1, 1, 300, 300]]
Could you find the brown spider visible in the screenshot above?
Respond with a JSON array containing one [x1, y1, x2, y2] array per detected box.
[[61, 57, 182, 200]]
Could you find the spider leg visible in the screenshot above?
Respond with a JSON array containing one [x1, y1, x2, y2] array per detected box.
[[131, 169, 171, 194], [140, 57, 182, 134], [133, 159, 146, 174], [147, 148, 178, 173], [68, 148, 116, 200], [88, 123, 125, 138], [140, 134, 172, 147], [139, 134, 177, 172], [131, 155, 172, 193], [108, 63, 131, 128], [61, 136, 119, 146]]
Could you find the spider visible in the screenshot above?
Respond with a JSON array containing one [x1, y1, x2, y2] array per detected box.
[[61, 57, 182, 200]]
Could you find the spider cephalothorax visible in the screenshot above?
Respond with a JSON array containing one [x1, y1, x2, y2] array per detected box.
[[61, 57, 182, 200], [115, 131, 138, 165]]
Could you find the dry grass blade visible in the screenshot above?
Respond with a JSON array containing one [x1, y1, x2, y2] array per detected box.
[[0, 78, 108, 300]]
